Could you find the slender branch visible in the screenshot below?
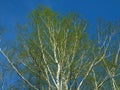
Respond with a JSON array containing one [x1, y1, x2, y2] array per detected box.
[[94, 35, 112, 65], [0, 49, 39, 90], [114, 43, 120, 66], [77, 62, 94, 90], [98, 43, 120, 89], [92, 69, 98, 90], [37, 24, 58, 89]]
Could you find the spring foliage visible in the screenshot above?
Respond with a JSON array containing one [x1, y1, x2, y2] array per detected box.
[[0, 6, 120, 90]]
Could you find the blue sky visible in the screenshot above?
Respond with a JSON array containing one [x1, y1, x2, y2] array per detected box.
[[0, 0, 120, 89], [0, 0, 120, 40]]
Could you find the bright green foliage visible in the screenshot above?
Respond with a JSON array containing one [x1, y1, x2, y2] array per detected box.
[[16, 6, 92, 90], [1, 6, 120, 90]]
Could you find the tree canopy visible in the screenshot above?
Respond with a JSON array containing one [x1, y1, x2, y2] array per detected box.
[[0, 6, 120, 90]]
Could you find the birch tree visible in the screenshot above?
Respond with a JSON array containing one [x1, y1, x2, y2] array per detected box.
[[0, 6, 120, 90]]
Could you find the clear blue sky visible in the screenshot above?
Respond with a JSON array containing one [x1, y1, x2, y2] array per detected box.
[[0, 0, 120, 88], [0, 0, 120, 40]]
